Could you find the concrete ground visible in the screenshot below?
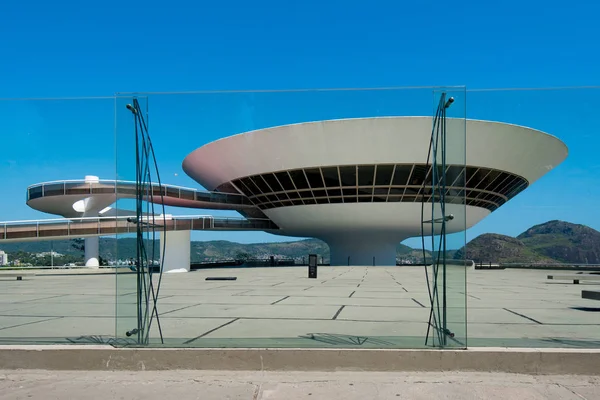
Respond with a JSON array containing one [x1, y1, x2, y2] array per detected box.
[[0, 370, 599, 399], [0, 266, 599, 347]]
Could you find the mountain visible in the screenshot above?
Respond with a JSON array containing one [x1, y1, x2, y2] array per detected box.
[[517, 220, 600, 264], [0, 238, 429, 265], [454, 220, 600, 264], [452, 233, 555, 264], [2, 220, 599, 266], [190, 238, 330, 262]]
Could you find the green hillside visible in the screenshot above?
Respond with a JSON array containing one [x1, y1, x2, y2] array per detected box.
[[453, 220, 600, 264], [2, 220, 599, 266]]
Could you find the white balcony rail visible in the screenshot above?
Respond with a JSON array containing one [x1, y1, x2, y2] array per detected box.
[[0, 215, 277, 241], [25, 179, 253, 206]]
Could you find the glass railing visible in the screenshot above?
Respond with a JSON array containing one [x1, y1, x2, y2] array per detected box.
[[111, 87, 468, 348], [0, 216, 276, 241], [25, 180, 253, 207], [2, 86, 599, 350]]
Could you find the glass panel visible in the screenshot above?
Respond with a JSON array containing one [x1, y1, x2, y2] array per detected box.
[[374, 164, 394, 186], [233, 179, 254, 196], [43, 183, 66, 196], [251, 176, 272, 194], [288, 169, 310, 190], [274, 172, 295, 191], [262, 173, 283, 193], [9, 87, 600, 350], [275, 193, 289, 201], [27, 186, 43, 200], [410, 165, 429, 186], [392, 165, 412, 186], [464, 87, 599, 348], [304, 168, 325, 189], [241, 177, 261, 195], [109, 87, 457, 349], [0, 96, 116, 345], [321, 166, 340, 187], [357, 165, 375, 186], [339, 166, 357, 186], [425, 88, 467, 348], [357, 187, 373, 196], [114, 95, 159, 345]]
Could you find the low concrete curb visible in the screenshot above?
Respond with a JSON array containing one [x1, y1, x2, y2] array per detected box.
[[1, 346, 599, 375]]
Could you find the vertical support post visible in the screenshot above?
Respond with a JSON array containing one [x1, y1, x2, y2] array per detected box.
[[442, 95, 448, 347], [425, 92, 454, 348], [308, 254, 318, 279], [159, 230, 191, 273], [85, 236, 100, 268]]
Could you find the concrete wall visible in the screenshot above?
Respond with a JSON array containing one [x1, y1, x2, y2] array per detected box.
[[159, 230, 191, 273], [1, 346, 598, 375]]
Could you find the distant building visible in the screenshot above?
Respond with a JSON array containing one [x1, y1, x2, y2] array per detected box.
[[0, 251, 7, 266], [22, 117, 568, 268], [182, 117, 568, 266]]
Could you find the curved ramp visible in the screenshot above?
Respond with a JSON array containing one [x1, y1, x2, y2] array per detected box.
[[26, 180, 255, 219], [0, 215, 278, 243]]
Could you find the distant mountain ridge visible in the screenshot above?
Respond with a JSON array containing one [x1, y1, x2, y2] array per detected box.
[[451, 233, 556, 264], [517, 220, 600, 264], [453, 220, 600, 264], [0, 238, 427, 264], [1, 220, 599, 265]]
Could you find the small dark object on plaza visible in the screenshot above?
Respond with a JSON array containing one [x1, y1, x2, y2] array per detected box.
[[205, 277, 237, 281]]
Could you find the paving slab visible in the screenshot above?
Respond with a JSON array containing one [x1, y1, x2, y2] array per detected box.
[[161, 295, 283, 305], [0, 316, 63, 331], [281, 296, 419, 307], [507, 307, 600, 325], [337, 305, 428, 322], [166, 304, 341, 319], [0, 266, 599, 346], [201, 318, 427, 339], [0, 317, 115, 338], [148, 317, 236, 340], [0, 370, 598, 400]]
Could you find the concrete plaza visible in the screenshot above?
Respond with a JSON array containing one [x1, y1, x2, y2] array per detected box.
[[1, 370, 599, 399], [0, 266, 599, 347]]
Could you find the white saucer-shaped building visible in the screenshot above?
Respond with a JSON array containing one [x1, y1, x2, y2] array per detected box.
[[183, 117, 568, 266]]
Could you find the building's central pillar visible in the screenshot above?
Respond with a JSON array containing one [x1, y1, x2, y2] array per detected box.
[[82, 175, 101, 268], [159, 230, 191, 273], [84, 236, 100, 268], [323, 235, 400, 266]]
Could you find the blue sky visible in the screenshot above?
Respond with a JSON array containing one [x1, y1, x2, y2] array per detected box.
[[1, 0, 599, 248]]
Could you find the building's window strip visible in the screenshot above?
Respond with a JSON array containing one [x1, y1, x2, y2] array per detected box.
[[226, 163, 528, 213]]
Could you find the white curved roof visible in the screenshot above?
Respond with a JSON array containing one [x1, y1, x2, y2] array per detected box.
[[182, 117, 568, 190]]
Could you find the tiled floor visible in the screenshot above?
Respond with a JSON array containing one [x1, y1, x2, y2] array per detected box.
[[0, 266, 598, 348]]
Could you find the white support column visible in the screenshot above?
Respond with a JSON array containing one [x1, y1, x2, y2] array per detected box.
[[84, 236, 100, 268], [81, 175, 101, 268], [159, 230, 191, 273]]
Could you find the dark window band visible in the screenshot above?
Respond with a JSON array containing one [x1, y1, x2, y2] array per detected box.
[[221, 164, 529, 212]]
